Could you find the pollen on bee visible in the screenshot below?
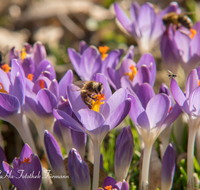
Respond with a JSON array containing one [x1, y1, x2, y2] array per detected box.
[[91, 93, 105, 112]]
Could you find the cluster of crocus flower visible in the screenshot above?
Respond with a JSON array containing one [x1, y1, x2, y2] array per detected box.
[[1, 0, 200, 190]]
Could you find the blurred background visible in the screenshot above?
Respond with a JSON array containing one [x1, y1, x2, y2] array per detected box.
[[0, 0, 199, 166]]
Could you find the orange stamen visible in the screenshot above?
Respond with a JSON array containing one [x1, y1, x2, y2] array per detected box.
[[105, 186, 112, 190], [39, 80, 45, 89], [124, 65, 137, 81], [27, 74, 34, 81], [198, 79, 200, 86], [189, 29, 197, 39], [21, 47, 27, 60], [169, 106, 173, 113], [91, 94, 105, 112], [0, 83, 8, 94], [1, 64, 11, 73], [21, 157, 31, 164], [99, 46, 109, 61]]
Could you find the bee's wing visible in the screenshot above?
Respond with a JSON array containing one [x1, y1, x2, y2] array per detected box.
[[71, 80, 86, 92]]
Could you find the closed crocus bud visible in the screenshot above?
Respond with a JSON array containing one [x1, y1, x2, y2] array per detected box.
[[115, 126, 133, 181], [161, 144, 175, 190], [68, 148, 91, 190]]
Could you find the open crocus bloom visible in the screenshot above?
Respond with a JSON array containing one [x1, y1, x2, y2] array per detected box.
[[3, 144, 42, 190], [161, 22, 200, 77], [107, 53, 156, 92], [114, 2, 180, 54]]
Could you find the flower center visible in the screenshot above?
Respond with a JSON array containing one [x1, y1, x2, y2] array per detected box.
[[21, 47, 27, 60], [1, 64, 11, 73], [21, 157, 31, 164], [124, 65, 137, 81], [91, 94, 105, 112], [105, 186, 112, 190], [189, 29, 196, 39], [39, 80, 45, 89], [99, 46, 109, 60], [27, 73, 34, 81], [0, 83, 8, 94]]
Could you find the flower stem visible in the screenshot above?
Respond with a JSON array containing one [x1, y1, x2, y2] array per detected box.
[[187, 127, 197, 183], [141, 143, 153, 187], [92, 143, 101, 190]]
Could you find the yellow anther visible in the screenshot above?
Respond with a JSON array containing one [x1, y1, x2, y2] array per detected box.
[[91, 94, 105, 112], [21, 47, 27, 60], [124, 65, 137, 81]]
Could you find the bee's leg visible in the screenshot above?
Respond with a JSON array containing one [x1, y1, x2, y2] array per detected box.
[[83, 99, 92, 109], [88, 94, 96, 100]]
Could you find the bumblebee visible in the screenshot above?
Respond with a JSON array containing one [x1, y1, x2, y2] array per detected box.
[[74, 81, 103, 109], [162, 12, 193, 29]]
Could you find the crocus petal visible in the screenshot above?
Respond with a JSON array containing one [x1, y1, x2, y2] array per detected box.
[[44, 130, 65, 174], [102, 176, 117, 188], [114, 3, 134, 34], [146, 94, 170, 129], [115, 126, 133, 181], [59, 69, 73, 98], [107, 67, 121, 90], [68, 48, 81, 76], [137, 53, 156, 86], [189, 87, 200, 116], [79, 41, 89, 54], [68, 148, 91, 190], [66, 84, 88, 115], [161, 144, 175, 190], [101, 88, 127, 119], [36, 89, 57, 115], [49, 79, 59, 100], [33, 59, 56, 82], [186, 69, 199, 98], [33, 42, 46, 66], [128, 93, 150, 129], [170, 78, 190, 114], [53, 109, 85, 133], [79, 46, 102, 81], [101, 49, 122, 75], [136, 83, 155, 109], [104, 99, 131, 131], [3, 162, 29, 190], [0, 93, 20, 117], [190, 29, 200, 57], [123, 45, 134, 60], [22, 57, 35, 77], [0, 69, 10, 92], [78, 109, 105, 131], [22, 155, 42, 190], [19, 144, 33, 161]]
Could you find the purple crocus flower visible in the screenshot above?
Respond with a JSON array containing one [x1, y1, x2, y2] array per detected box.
[[107, 53, 156, 92], [161, 144, 175, 190], [68, 148, 91, 190], [170, 67, 200, 182], [100, 176, 129, 190], [3, 144, 42, 190], [161, 22, 200, 77], [128, 83, 181, 185], [115, 125, 133, 181], [0, 147, 9, 190], [114, 2, 180, 54], [68, 41, 124, 81], [44, 130, 69, 190], [0, 59, 36, 153], [53, 73, 131, 189]]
